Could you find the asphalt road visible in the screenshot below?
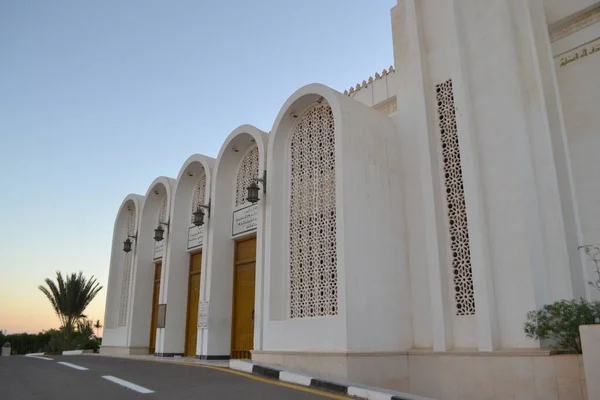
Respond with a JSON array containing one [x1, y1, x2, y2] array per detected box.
[[0, 355, 348, 399]]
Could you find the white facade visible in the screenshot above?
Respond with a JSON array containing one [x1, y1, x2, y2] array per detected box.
[[102, 1, 600, 398]]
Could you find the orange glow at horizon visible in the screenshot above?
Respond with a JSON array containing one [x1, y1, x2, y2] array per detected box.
[[0, 285, 106, 336]]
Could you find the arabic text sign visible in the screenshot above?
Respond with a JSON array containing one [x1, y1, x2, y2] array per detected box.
[[198, 301, 209, 329], [187, 226, 204, 250], [153, 240, 164, 260], [232, 203, 258, 236], [559, 39, 600, 68]]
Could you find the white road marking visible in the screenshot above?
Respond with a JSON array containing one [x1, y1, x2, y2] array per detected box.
[[102, 376, 154, 394], [57, 361, 89, 371], [25, 355, 54, 360]]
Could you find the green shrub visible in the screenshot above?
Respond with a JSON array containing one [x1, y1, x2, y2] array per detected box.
[[524, 298, 600, 353]]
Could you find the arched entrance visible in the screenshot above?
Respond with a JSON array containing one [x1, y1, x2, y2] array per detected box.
[[203, 125, 268, 360], [231, 235, 256, 359], [149, 261, 162, 354], [184, 250, 202, 356]]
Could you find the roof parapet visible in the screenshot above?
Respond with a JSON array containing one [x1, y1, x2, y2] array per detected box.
[[343, 66, 395, 96]]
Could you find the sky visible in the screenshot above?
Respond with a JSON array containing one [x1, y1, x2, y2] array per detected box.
[[0, 0, 396, 335]]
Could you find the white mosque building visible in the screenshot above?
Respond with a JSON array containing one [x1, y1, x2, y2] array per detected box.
[[101, 1, 600, 398]]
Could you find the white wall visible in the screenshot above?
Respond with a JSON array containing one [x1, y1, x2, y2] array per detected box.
[[554, 20, 600, 300], [392, 0, 584, 351], [263, 83, 412, 353]]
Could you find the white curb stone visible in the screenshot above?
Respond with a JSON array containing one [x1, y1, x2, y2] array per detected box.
[[229, 359, 254, 373], [279, 371, 313, 386], [348, 387, 393, 400]]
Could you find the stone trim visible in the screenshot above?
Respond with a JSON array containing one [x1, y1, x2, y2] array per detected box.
[[407, 348, 554, 357], [374, 96, 398, 116], [251, 349, 408, 357], [229, 359, 433, 400], [154, 352, 184, 357], [252, 348, 556, 357], [197, 355, 230, 360], [549, 4, 600, 42]]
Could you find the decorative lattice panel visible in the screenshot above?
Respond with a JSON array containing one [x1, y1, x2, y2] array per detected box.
[[436, 79, 475, 316], [235, 146, 260, 207], [191, 172, 207, 223], [158, 196, 168, 224], [118, 205, 136, 327], [289, 104, 338, 318]]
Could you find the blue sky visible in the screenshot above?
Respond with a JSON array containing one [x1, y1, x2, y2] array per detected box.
[[0, 0, 396, 333]]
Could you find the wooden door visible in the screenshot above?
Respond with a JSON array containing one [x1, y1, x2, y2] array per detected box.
[[149, 262, 162, 355], [231, 236, 256, 359], [184, 251, 202, 357]]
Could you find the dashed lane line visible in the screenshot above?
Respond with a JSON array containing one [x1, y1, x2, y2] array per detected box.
[[95, 355, 350, 399], [57, 361, 89, 371], [24, 355, 54, 361], [102, 375, 154, 394]]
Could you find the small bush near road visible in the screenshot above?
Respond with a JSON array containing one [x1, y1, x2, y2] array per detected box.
[[524, 298, 600, 354]]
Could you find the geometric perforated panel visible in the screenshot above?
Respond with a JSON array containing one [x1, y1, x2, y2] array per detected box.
[[158, 196, 168, 224], [118, 205, 136, 327], [191, 172, 207, 224], [436, 79, 475, 316], [289, 104, 338, 318], [235, 146, 259, 207]]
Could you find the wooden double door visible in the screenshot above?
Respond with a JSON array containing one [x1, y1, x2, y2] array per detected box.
[[184, 251, 202, 357], [231, 236, 256, 359], [149, 262, 162, 355]]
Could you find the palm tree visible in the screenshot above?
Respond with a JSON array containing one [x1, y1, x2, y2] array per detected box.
[[93, 319, 102, 338], [38, 271, 102, 345]]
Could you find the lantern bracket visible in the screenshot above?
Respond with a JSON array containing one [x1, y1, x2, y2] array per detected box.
[[253, 170, 267, 193], [196, 199, 211, 216]]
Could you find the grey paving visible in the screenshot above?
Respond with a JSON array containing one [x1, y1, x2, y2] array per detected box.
[[0, 355, 346, 399]]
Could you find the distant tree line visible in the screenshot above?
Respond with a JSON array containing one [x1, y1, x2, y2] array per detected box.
[[0, 323, 102, 355]]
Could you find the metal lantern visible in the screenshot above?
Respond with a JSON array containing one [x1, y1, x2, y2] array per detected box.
[[246, 181, 260, 204], [123, 237, 133, 253], [192, 207, 205, 227], [154, 224, 165, 242]]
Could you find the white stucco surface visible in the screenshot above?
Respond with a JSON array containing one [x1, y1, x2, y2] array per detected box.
[[102, 2, 598, 397]]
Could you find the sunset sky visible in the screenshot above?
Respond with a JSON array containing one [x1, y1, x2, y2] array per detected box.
[[0, 0, 395, 334]]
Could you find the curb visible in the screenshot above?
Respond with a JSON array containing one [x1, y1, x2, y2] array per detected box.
[[25, 350, 94, 357], [229, 360, 434, 400]]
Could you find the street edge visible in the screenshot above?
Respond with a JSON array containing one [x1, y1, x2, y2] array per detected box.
[[229, 359, 434, 400]]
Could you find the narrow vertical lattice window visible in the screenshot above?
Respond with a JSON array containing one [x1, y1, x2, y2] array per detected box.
[[436, 79, 475, 316], [118, 205, 136, 327], [235, 146, 259, 207], [289, 104, 338, 318], [191, 172, 207, 223]]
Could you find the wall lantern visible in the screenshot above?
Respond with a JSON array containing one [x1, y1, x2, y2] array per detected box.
[[247, 170, 267, 204], [154, 221, 169, 242], [123, 234, 137, 253], [192, 200, 211, 227]]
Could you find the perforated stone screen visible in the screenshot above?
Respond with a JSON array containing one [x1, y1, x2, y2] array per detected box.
[[436, 79, 475, 316], [118, 206, 136, 327], [191, 172, 207, 223], [289, 104, 338, 318], [158, 196, 168, 224], [235, 146, 259, 207]]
